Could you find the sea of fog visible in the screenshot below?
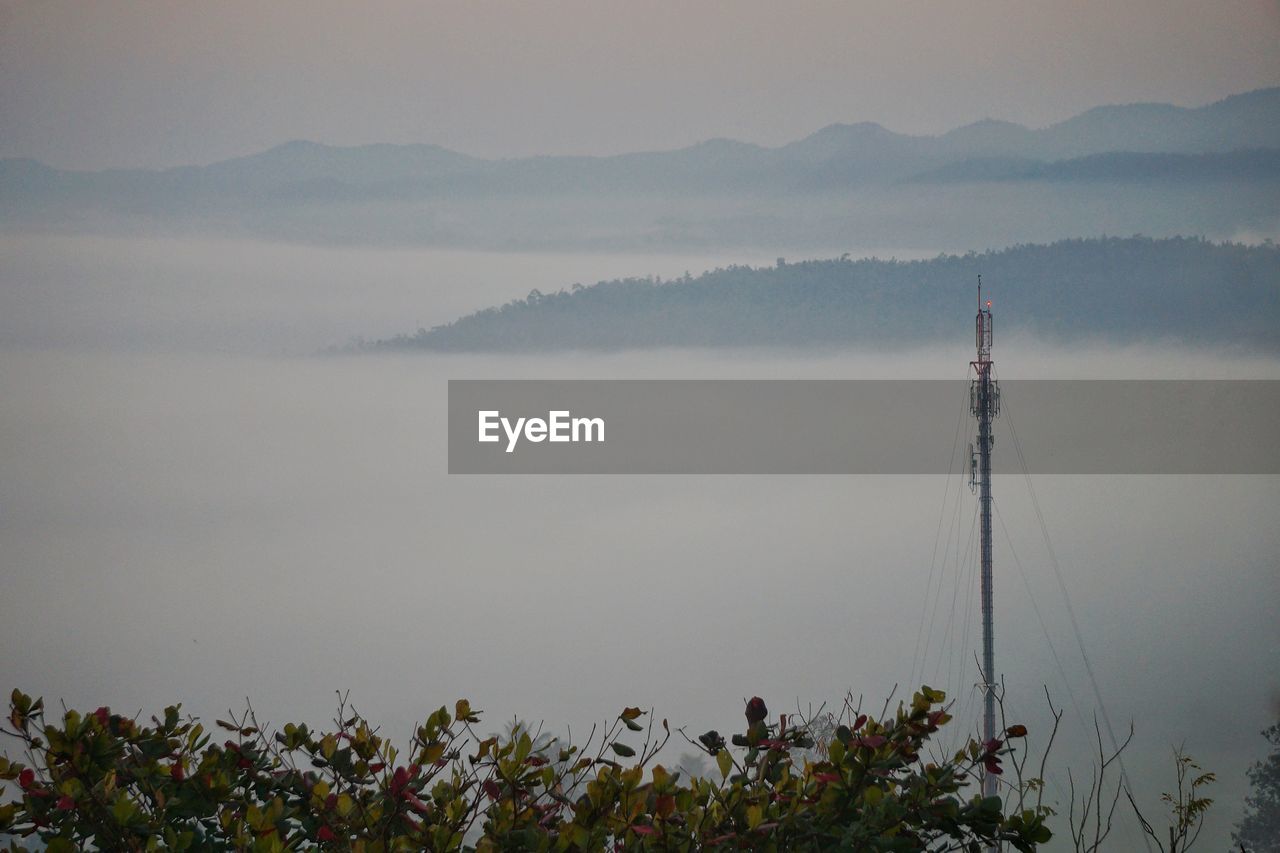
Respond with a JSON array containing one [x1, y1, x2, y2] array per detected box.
[[1, 234, 940, 354], [1, 234, 1277, 849]]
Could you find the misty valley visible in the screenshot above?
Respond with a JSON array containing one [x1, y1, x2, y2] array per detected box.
[[2, 83, 1279, 851]]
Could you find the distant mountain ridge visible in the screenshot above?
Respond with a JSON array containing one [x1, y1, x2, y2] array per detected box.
[[4, 88, 1278, 250], [5, 87, 1279, 199], [908, 149, 1280, 184]]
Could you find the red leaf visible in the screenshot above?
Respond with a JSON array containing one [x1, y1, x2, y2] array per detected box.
[[853, 735, 886, 749], [56, 795, 75, 811], [814, 772, 841, 784], [852, 714, 868, 731], [1005, 724, 1028, 738], [655, 793, 675, 818], [404, 790, 432, 815], [631, 824, 657, 836], [367, 762, 385, 774], [316, 825, 336, 842], [18, 769, 35, 789]]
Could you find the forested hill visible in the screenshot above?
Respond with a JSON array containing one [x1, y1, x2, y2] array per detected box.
[[369, 238, 1280, 352]]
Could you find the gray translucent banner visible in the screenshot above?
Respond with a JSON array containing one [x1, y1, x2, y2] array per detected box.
[[447, 380, 1279, 474]]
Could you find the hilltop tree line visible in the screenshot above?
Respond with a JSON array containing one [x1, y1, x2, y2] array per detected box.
[[368, 237, 1280, 352]]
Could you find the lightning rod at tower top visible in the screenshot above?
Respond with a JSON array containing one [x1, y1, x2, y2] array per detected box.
[[969, 275, 1001, 801]]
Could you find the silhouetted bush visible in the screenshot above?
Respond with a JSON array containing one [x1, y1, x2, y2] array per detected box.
[[0, 687, 1052, 851]]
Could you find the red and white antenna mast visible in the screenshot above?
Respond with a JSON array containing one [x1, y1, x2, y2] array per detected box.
[[970, 276, 1000, 801]]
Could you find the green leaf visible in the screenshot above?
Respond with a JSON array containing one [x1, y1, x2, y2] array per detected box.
[[610, 742, 636, 758], [716, 749, 732, 779], [112, 794, 137, 825]]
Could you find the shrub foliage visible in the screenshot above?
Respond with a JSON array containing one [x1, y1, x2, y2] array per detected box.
[[1, 686, 1052, 851]]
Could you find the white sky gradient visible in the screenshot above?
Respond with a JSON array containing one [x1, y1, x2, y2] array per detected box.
[[1, 0, 1278, 169]]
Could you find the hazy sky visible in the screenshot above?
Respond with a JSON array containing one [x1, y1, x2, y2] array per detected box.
[[2, 0, 1279, 169]]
